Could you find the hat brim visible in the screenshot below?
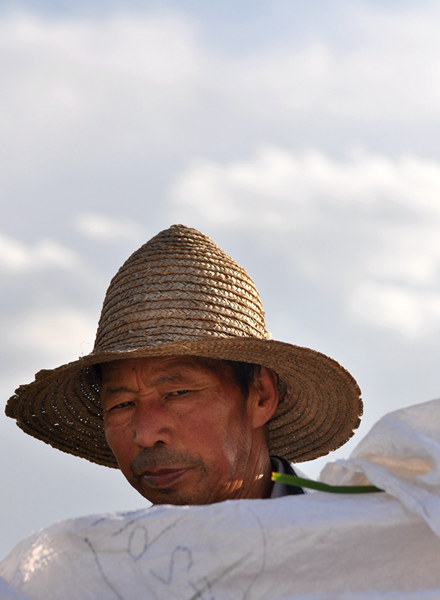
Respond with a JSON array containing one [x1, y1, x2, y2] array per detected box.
[[6, 337, 362, 467]]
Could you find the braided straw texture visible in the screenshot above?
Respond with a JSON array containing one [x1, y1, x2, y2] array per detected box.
[[95, 225, 269, 351], [6, 225, 362, 467]]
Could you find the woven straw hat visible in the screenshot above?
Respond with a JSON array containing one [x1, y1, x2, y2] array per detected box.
[[6, 224, 362, 467]]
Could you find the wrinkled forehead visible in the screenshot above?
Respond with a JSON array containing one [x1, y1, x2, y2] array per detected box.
[[99, 355, 232, 384]]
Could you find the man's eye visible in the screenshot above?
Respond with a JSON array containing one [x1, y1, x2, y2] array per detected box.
[[107, 401, 134, 412], [168, 390, 190, 398]]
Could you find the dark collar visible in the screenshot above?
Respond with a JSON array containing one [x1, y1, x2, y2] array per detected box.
[[270, 455, 305, 497]]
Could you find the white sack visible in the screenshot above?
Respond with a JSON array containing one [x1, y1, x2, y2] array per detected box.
[[2, 398, 440, 600]]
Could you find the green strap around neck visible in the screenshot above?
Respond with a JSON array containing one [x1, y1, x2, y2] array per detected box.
[[272, 472, 384, 494]]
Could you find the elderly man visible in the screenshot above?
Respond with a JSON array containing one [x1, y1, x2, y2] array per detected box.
[[6, 225, 362, 505]]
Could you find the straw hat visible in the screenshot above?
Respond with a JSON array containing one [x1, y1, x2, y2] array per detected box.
[[6, 224, 362, 467]]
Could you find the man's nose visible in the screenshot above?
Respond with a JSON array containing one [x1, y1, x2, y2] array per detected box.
[[133, 398, 173, 448]]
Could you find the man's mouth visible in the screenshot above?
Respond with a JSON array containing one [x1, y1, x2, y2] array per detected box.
[[140, 468, 189, 489]]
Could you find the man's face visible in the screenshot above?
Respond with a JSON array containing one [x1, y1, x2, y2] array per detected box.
[[101, 355, 271, 505]]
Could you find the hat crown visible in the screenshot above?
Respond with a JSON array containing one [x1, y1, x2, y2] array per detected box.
[[94, 225, 268, 352]]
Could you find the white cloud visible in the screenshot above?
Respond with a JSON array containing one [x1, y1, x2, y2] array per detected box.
[[75, 212, 144, 241], [0, 234, 79, 271], [225, 6, 440, 122], [2, 2, 440, 191], [171, 146, 440, 223], [0, 11, 200, 183], [0, 12, 199, 83], [365, 226, 440, 286], [348, 281, 440, 339], [12, 308, 96, 359], [171, 146, 440, 339]]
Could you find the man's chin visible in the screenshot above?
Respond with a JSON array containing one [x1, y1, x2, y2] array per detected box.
[[134, 481, 245, 505], [137, 486, 209, 506]]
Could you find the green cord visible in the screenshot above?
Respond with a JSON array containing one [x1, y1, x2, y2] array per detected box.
[[272, 472, 384, 494]]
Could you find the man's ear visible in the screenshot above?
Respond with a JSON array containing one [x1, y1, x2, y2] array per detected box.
[[249, 366, 279, 429]]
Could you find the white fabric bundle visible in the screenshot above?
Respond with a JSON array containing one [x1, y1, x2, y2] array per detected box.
[[2, 398, 440, 599]]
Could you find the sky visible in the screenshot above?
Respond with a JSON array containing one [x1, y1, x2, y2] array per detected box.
[[1, 0, 440, 559]]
